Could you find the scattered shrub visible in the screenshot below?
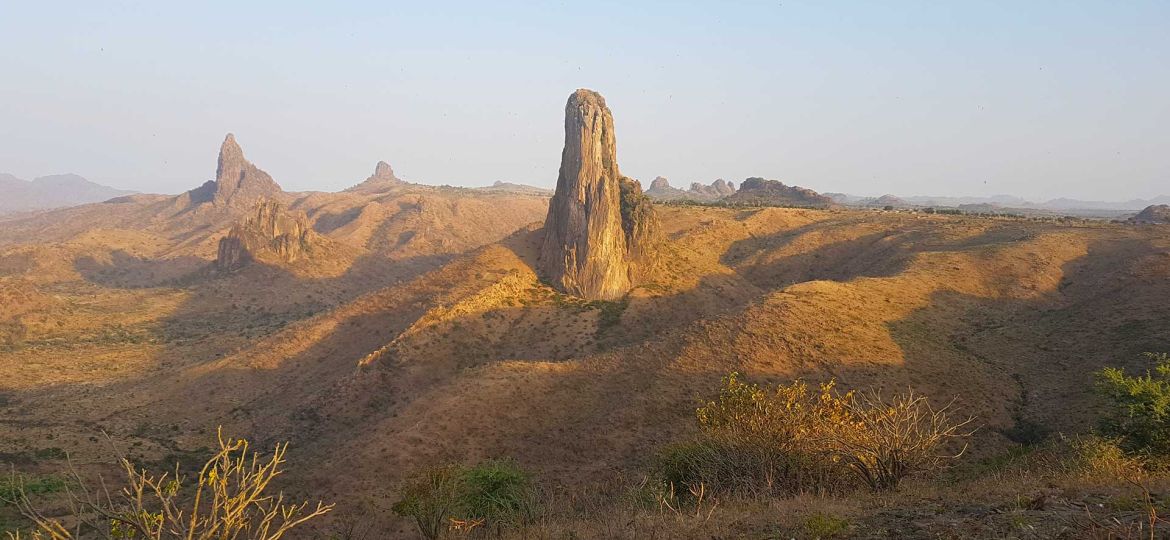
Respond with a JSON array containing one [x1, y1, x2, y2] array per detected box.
[[1095, 352, 1170, 455]]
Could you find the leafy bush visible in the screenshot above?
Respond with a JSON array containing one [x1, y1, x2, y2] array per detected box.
[[392, 459, 538, 539], [1095, 352, 1170, 455], [657, 373, 972, 496], [658, 374, 852, 496]]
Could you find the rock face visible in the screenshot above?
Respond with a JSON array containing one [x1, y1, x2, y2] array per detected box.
[[722, 177, 834, 208], [645, 177, 736, 202], [712, 179, 736, 197], [215, 200, 315, 270], [187, 134, 283, 207], [1132, 205, 1170, 224], [539, 89, 660, 300]]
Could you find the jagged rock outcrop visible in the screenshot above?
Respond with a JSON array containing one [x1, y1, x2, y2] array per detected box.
[[645, 177, 736, 202], [539, 89, 661, 300], [722, 177, 834, 208], [215, 200, 315, 270], [1132, 205, 1170, 224], [649, 176, 672, 191], [346, 161, 405, 193], [712, 179, 736, 196], [187, 134, 283, 207]]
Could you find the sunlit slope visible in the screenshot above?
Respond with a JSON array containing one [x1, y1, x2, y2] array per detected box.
[[6, 205, 1170, 524]]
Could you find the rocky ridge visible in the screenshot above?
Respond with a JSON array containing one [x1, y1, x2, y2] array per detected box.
[[722, 177, 834, 208]]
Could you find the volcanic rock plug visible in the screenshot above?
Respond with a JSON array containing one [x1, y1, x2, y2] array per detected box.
[[538, 89, 660, 300]]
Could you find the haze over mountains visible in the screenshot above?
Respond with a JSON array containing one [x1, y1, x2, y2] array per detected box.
[[0, 173, 135, 215], [4, 155, 1164, 220]]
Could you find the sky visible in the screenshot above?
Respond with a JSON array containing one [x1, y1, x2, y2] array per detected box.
[[0, 1, 1167, 201]]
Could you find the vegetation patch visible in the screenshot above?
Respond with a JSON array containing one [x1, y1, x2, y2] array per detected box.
[[393, 459, 539, 539], [655, 373, 972, 497]]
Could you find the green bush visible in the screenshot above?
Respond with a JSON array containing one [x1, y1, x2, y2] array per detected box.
[[392, 459, 538, 539], [1095, 352, 1170, 455], [460, 460, 538, 530]]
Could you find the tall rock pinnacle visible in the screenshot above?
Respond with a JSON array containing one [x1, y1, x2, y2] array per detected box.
[[539, 89, 660, 300], [187, 134, 283, 207]]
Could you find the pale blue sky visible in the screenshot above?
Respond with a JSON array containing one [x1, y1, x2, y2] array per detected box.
[[1, 1, 1167, 201]]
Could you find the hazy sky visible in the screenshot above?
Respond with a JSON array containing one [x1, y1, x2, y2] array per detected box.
[[1, 1, 1167, 201]]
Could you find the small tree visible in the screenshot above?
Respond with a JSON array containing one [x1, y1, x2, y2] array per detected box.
[[7, 428, 331, 540], [1095, 352, 1170, 455]]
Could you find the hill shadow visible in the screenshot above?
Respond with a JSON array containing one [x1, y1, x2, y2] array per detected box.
[[74, 250, 208, 288]]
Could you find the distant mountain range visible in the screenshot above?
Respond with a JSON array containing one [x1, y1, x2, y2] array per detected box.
[[0, 173, 136, 214], [824, 192, 1170, 217]]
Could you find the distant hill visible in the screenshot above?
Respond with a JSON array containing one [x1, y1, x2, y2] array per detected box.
[[0, 173, 136, 214], [722, 177, 834, 208], [1131, 204, 1170, 223]]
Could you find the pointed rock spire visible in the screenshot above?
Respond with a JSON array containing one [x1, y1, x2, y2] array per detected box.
[[186, 133, 283, 207], [345, 160, 404, 193], [539, 89, 660, 300], [213, 133, 282, 205]]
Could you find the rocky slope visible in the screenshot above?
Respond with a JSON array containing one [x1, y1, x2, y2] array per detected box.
[[538, 89, 661, 300], [215, 200, 317, 270], [722, 177, 834, 208], [1132, 204, 1170, 223]]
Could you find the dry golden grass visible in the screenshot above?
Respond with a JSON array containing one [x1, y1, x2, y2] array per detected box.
[[5, 202, 1170, 537]]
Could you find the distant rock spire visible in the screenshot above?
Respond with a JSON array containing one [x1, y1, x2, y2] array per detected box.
[[539, 89, 660, 300], [187, 133, 283, 207], [345, 160, 404, 193], [372, 161, 397, 181]]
